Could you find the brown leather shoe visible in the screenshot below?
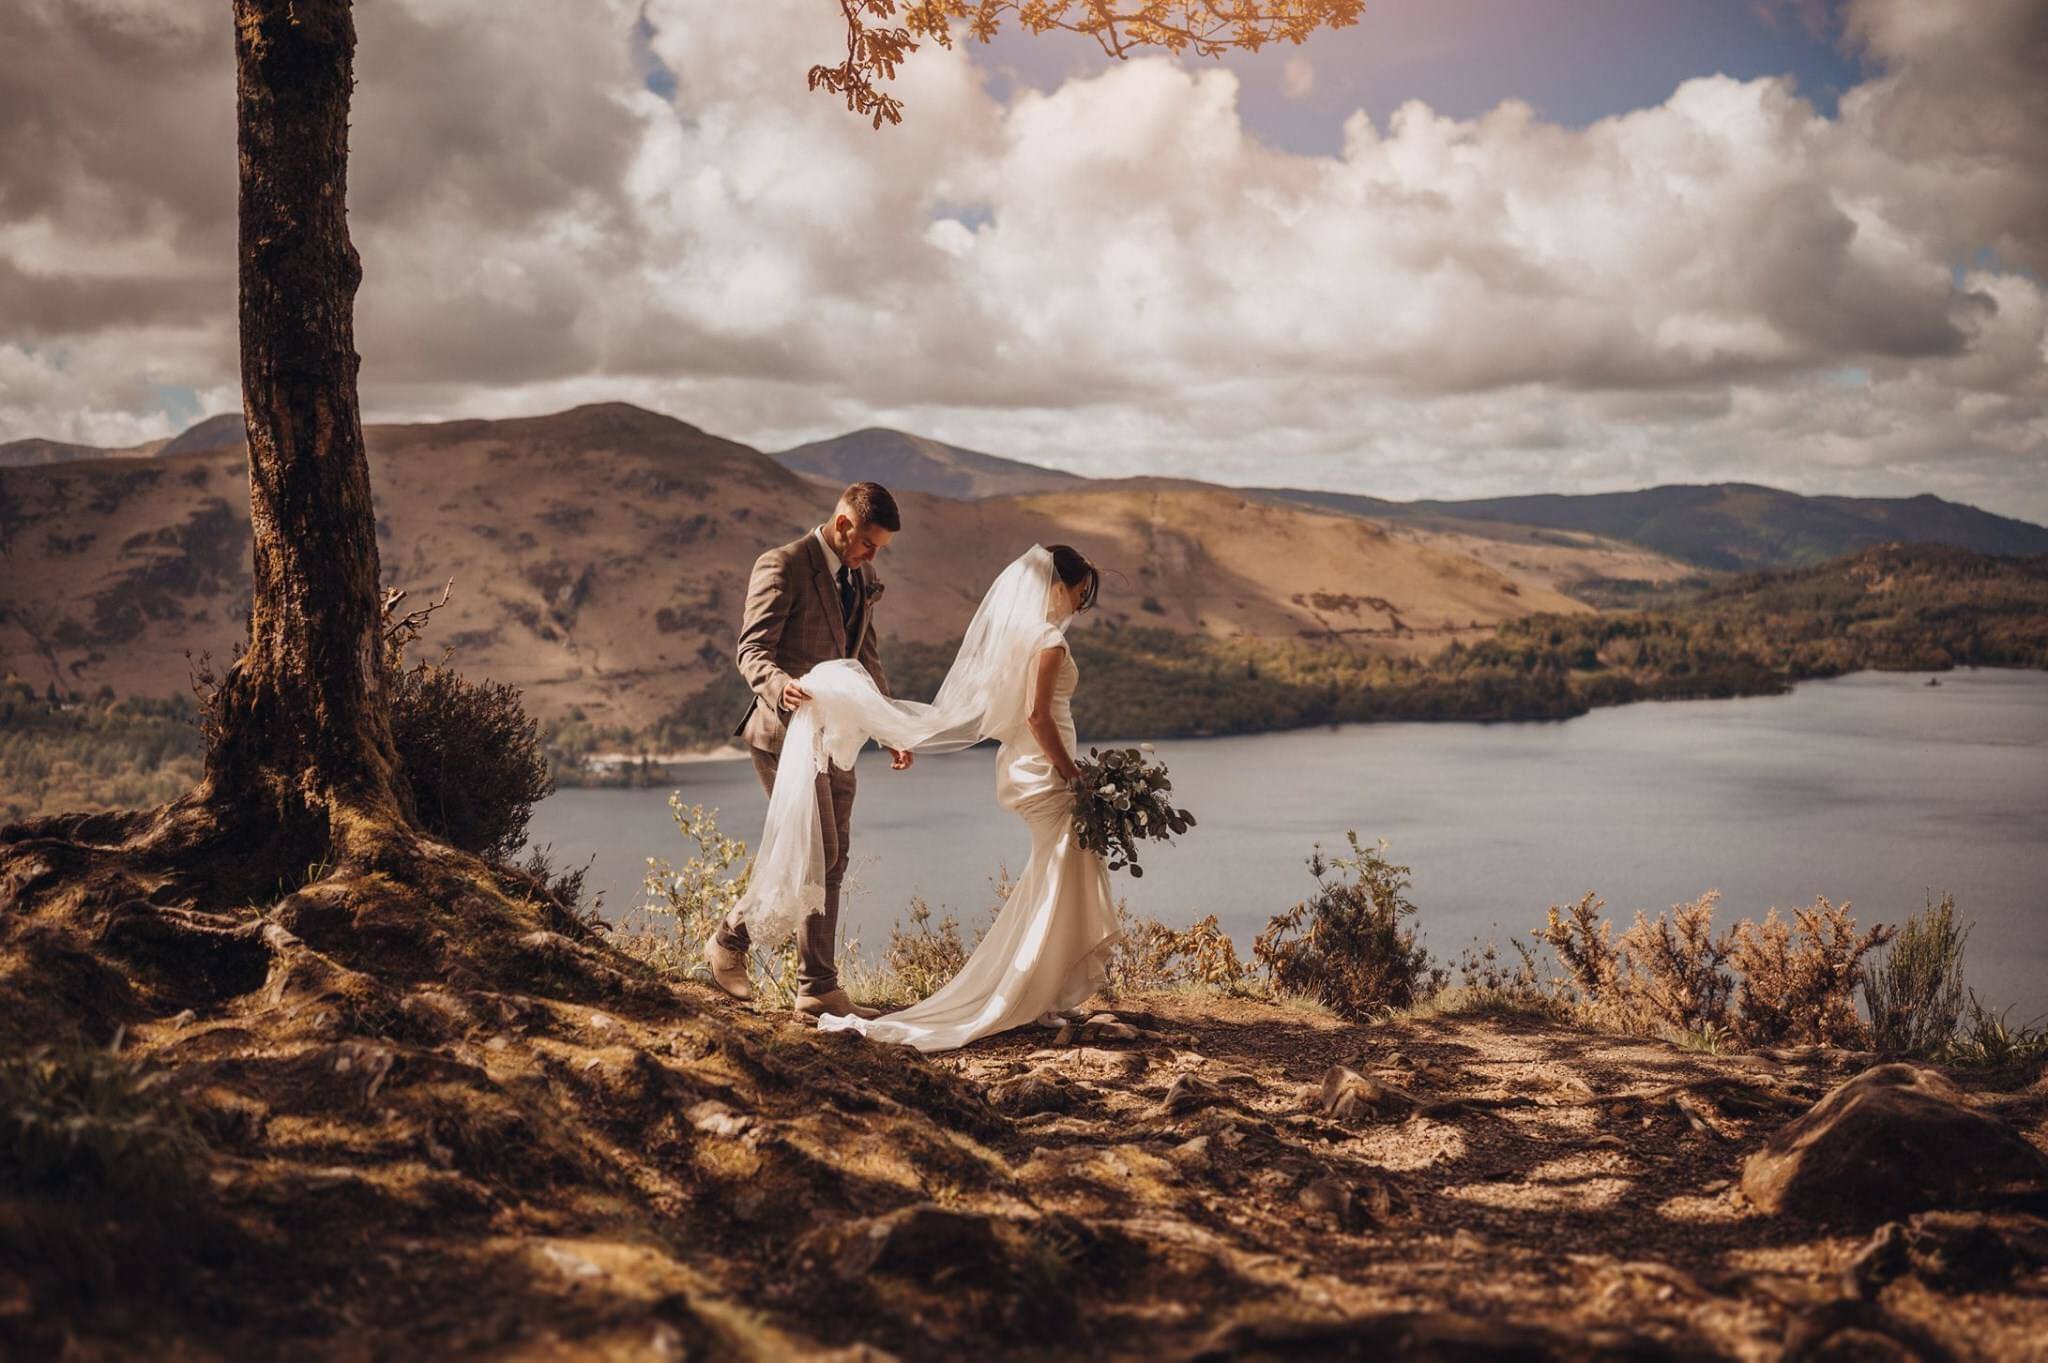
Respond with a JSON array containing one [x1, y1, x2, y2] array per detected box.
[[793, 988, 880, 1021], [703, 935, 754, 1002]]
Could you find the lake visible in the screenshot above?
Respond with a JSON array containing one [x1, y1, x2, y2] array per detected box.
[[527, 668, 2048, 1020]]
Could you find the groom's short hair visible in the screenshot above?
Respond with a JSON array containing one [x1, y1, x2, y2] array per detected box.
[[839, 481, 901, 533]]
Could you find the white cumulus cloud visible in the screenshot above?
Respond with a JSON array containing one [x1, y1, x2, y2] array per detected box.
[[0, 0, 2042, 520]]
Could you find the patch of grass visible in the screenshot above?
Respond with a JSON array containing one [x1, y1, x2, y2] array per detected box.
[[1406, 984, 1572, 1024], [0, 1037, 202, 1201], [1946, 996, 2048, 1073]]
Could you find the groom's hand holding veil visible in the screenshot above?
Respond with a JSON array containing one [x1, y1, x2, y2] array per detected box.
[[783, 677, 913, 769]]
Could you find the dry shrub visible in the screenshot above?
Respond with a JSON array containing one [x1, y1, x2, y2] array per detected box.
[[1534, 892, 1636, 1028], [1253, 834, 1442, 1019], [1621, 892, 1735, 1037], [1535, 890, 1893, 1049], [1437, 937, 1565, 1018], [1115, 914, 1249, 994], [884, 896, 980, 1002], [516, 843, 604, 927], [1863, 892, 1970, 1056], [1103, 901, 1174, 996], [1728, 897, 1892, 1048], [1538, 891, 1736, 1038]]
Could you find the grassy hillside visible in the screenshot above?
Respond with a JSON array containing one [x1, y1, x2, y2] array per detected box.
[[0, 405, 1592, 743]]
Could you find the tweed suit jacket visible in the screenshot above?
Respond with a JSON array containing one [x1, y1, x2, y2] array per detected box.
[[733, 531, 890, 753]]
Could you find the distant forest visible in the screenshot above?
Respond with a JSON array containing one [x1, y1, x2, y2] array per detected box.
[[611, 541, 2048, 765], [6, 543, 2046, 813]]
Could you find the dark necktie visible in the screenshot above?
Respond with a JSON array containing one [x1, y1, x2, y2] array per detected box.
[[837, 563, 858, 625]]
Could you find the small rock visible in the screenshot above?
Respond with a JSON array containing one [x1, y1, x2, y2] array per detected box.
[[333, 1040, 397, 1102], [1847, 1210, 2048, 1293], [1741, 1063, 2048, 1226], [1159, 1073, 1228, 1116], [1842, 1222, 1912, 1299], [1075, 1046, 1148, 1081], [1320, 1065, 1414, 1123], [540, 1243, 604, 1280], [1083, 1020, 1143, 1043], [686, 1099, 755, 1139], [1297, 1175, 1389, 1230], [988, 1072, 1072, 1116], [1170, 1135, 1212, 1167]]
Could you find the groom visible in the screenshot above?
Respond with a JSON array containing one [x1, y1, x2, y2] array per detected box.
[[705, 481, 914, 1020]]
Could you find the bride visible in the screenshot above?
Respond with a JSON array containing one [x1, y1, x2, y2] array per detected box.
[[723, 544, 1119, 1053]]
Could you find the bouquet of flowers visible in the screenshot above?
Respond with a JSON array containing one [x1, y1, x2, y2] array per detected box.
[[1068, 744, 1197, 877]]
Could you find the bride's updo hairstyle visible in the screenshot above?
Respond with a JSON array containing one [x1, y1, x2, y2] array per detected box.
[[1047, 544, 1100, 612]]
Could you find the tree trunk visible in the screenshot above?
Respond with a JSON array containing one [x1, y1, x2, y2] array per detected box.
[[207, 0, 408, 856]]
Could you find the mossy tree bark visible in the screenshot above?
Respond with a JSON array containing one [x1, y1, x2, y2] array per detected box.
[[203, 0, 411, 864]]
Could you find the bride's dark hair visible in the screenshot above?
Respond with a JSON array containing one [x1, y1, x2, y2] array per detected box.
[[1047, 544, 1099, 612]]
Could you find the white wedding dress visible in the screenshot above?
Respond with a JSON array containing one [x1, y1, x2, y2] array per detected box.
[[723, 546, 1121, 1054], [821, 643, 1119, 1052]]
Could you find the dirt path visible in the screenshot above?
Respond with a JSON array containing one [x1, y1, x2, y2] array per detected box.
[[8, 918, 2046, 1363]]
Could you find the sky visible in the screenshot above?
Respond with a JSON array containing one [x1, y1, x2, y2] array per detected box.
[[1, 0, 2044, 521]]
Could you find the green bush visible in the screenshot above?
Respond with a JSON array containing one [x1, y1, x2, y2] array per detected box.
[[388, 659, 553, 860], [620, 797, 752, 982], [1253, 833, 1443, 1018], [1863, 892, 1971, 1055]]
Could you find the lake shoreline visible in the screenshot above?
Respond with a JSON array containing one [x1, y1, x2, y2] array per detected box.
[[549, 659, 2036, 782], [531, 669, 2048, 1021]]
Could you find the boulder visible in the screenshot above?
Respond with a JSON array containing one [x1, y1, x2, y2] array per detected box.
[[1741, 1063, 2048, 1226]]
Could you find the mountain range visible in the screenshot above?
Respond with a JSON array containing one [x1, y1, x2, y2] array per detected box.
[[2, 404, 1660, 736], [775, 429, 2048, 573], [6, 403, 2041, 741]]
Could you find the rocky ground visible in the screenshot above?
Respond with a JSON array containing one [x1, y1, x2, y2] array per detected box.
[[3, 869, 2046, 1362]]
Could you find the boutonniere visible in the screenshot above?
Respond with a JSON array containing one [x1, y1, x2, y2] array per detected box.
[[866, 578, 886, 601]]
